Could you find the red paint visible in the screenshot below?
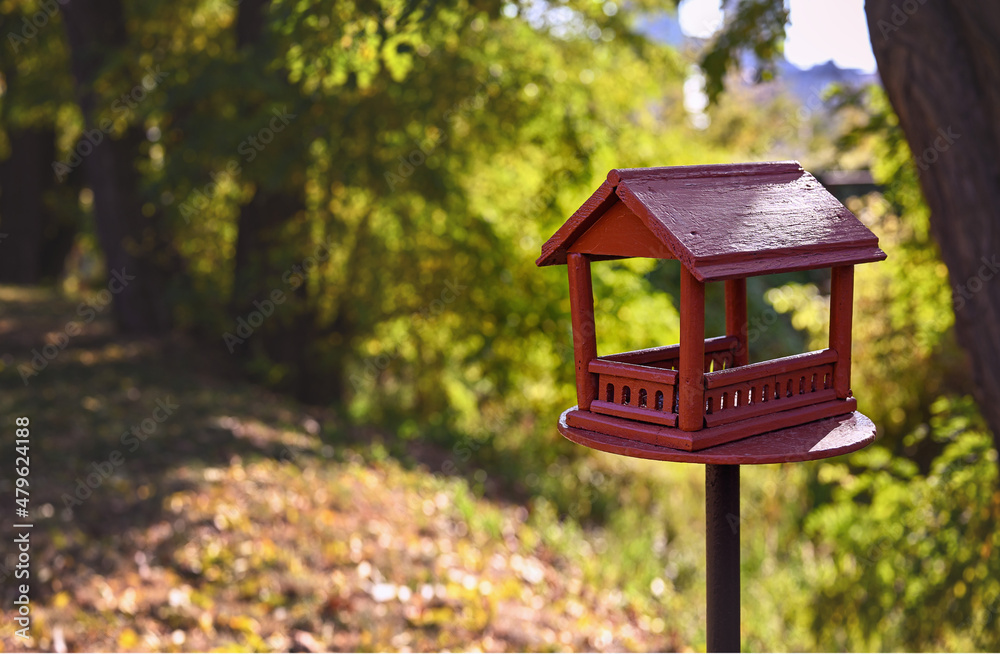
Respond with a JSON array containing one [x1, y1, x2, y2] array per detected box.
[[539, 161, 885, 456], [537, 162, 886, 280], [559, 408, 876, 465]]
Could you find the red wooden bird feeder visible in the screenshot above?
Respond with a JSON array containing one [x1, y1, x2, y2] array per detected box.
[[538, 161, 886, 452], [538, 161, 886, 651]]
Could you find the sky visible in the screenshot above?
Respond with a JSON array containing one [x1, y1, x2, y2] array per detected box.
[[677, 0, 878, 73]]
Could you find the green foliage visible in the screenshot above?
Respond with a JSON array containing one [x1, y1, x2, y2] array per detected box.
[[804, 396, 1000, 651], [6, 2, 1000, 651], [0, 0, 76, 133]]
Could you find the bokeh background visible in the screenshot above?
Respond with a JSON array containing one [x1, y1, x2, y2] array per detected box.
[[1, 0, 998, 651]]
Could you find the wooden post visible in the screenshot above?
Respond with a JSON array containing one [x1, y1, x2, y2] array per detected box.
[[679, 267, 706, 431], [706, 464, 740, 652], [829, 265, 854, 399], [567, 253, 598, 411], [725, 278, 749, 367]]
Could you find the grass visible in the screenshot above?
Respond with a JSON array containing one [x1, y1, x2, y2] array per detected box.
[[0, 285, 836, 652]]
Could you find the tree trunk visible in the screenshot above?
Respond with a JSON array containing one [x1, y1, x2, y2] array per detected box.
[[866, 1, 1000, 453], [226, 0, 342, 405], [61, 0, 172, 333], [0, 129, 54, 283]]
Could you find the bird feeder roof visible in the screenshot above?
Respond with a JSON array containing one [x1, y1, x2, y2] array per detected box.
[[536, 161, 886, 281]]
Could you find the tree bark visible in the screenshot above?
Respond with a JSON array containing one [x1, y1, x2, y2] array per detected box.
[[228, 0, 340, 404], [0, 129, 54, 283], [866, 1, 1000, 453], [61, 0, 172, 333]]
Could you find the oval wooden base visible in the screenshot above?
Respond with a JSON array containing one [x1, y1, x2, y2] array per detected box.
[[558, 407, 875, 465]]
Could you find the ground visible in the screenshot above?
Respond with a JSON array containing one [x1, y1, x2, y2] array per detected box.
[[0, 286, 702, 652]]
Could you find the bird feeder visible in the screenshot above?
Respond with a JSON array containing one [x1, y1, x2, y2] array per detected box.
[[538, 161, 886, 451], [537, 161, 886, 651]]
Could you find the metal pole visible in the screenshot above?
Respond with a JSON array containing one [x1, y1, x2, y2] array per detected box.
[[706, 464, 740, 652]]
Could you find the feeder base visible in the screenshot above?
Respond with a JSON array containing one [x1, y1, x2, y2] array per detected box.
[[558, 408, 875, 465], [566, 397, 857, 452]]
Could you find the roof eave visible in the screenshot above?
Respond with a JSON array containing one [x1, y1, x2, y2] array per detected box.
[[536, 180, 618, 267], [690, 246, 888, 282]]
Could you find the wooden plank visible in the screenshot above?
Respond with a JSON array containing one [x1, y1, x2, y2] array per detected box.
[[679, 267, 705, 431], [704, 388, 838, 428], [601, 335, 737, 365], [725, 278, 748, 366], [703, 349, 837, 389], [602, 343, 679, 364], [565, 397, 857, 452], [588, 359, 678, 385], [608, 161, 804, 185], [688, 398, 857, 450], [691, 246, 885, 282], [589, 400, 678, 427], [557, 407, 876, 465], [537, 181, 618, 266], [830, 265, 854, 398], [566, 409, 695, 450], [568, 201, 675, 260], [567, 253, 598, 410], [705, 335, 741, 353]]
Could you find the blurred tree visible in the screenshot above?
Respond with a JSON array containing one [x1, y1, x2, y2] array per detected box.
[[866, 1, 1000, 464], [1, 0, 821, 439], [61, 0, 176, 332], [150, 0, 690, 414], [0, 2, 79, 283]]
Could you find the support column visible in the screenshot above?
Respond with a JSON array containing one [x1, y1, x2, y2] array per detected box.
[[567, 253, 598, 411], [725, 278, 749, 367], [829, 265, 855, 399], [679, 267, 706, 431], [706, 464, 741, 653]]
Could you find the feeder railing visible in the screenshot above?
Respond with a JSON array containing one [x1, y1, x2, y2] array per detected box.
[[601, 335, 741, 372], [586, 336, 742, 428], [587, 359, 679, 426], [702, 349, 838, 427]]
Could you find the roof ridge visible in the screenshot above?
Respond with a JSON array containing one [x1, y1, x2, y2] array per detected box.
[[608, 161, 803, 186]]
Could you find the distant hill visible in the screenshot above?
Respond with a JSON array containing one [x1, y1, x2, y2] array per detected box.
[[638, 11, 880, 108]]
